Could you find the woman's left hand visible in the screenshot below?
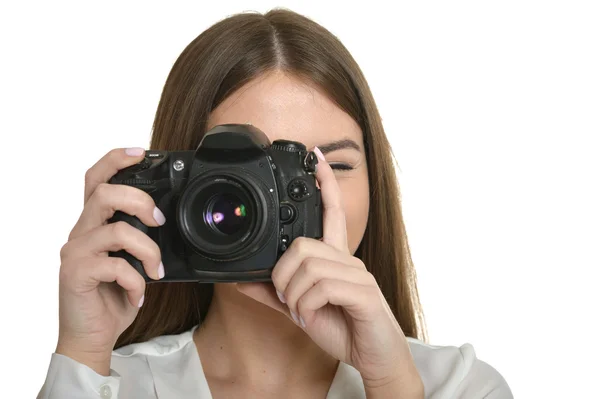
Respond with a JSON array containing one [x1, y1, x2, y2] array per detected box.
[[236, 148, 423, 397]]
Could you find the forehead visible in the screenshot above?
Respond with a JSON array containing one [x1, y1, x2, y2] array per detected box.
[[207, 71, 363, 148]]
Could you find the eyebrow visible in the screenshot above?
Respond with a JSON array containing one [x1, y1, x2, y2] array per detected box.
[[317, 139, 361, 155]]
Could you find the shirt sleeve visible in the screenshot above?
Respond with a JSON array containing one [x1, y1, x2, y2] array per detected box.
[[453, 345, 513, 399], [38, 353, 121, 399]]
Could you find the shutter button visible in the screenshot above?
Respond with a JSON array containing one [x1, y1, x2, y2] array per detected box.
[[100, 384, 112, 398]]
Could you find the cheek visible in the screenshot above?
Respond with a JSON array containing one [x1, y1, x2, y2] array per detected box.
[[339, 177, 370, 254]]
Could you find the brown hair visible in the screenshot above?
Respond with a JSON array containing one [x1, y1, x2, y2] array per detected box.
[[116, 8, 427, 348]]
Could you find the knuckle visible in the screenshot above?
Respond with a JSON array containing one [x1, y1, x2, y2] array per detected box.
[[364, 271, 378, 286], [368, 283, 380, 297], [135, 190, 156, 213], [84, 167, 96, 186], [110, 257, 134, 282], [110, 220, 131, 239], [352, 257, 366, 268], [318, 279, 334, 296], [270, 267, 281, 284], [139, 236, 161, 263], [145, 194, 157, 213], [149, 242, 161, 261], [59, 242, 71, 260], [135, 271, 146, 290], [270, 269, 282, 287], [357, 260, 368, 270], [297, 296, 307, 314], [109, 256, 126, 275], [290, 236, 310, 255], [107, 148, 123, 162], [93, 182, 112, 201], [67, 229, 77, 242], [300, 258, 319, 276]]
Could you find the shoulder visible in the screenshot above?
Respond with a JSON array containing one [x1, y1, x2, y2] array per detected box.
[[406, 338, 513, 399], [112, 327, 197, 359], [108, 327, 200, 396]]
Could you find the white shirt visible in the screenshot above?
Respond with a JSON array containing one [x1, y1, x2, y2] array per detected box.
[[38, 325, 512, 398]]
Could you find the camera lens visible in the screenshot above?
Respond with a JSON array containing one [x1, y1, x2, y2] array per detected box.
[[186, 181, 254, 247], [177, 171, 275, 261], [205, 193, 248, 235]]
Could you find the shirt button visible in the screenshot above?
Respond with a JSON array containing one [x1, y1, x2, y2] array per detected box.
[[99, 384, 112, 399]]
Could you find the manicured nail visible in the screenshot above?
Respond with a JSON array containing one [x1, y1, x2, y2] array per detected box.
[[125, 147, 145, 156], [290, 310, 300, 325], [276, 290, 286, 303], [153, 207, 166, 225], [299, 316, 306, 329], [313, 146, 325, 161], [157, 262, 165, 279], [138, 295, 145, 308]]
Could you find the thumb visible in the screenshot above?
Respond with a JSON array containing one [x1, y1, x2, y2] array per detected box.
[[236, 282, 290, 316]]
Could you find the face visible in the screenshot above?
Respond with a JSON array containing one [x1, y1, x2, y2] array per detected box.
[[207, 70, 370, 256]]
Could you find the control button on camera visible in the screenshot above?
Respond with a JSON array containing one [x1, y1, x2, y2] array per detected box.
[[288, 179, 310, 201], [303, 151, 318, 173], [271, 140, 307, 152], [280, 204, 295, 223], [173, 159, 185, 171], [125, 157, 151, 174], [280, 235, 289, 252], [146, 152, 164, 159], [140, 158, 152, 169]]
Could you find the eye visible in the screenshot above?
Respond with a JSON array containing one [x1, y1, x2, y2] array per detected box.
[[329, 163, 354, 171]]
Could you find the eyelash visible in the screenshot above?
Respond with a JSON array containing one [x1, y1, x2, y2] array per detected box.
[[329, 163, 354, 171]]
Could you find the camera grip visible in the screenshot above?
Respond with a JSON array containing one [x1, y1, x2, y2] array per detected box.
[[108, 211, 153, 282]]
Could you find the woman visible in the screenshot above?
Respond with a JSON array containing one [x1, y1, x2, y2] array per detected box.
[[39, 8, 511, 399]]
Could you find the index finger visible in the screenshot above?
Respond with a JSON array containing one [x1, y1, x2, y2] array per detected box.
[[84, 147, 145, 203], [313, 146, 348, 252]]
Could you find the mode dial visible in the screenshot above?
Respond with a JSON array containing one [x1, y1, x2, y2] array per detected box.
[[271, 140, 307, 153]]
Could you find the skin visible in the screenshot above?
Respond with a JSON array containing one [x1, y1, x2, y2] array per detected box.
[[54, 70, 423, 398]]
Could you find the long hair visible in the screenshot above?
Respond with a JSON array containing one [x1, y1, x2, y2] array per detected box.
[[116, 8, 427, 348]]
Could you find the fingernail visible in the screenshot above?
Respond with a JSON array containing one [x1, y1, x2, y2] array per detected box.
[[125, 147, 145, 156], [157, 262, 165, 279], [313, 146, 325, 161], [299, 316, 306, 329], [138, 295, 145, 308], [290, 310, 300, 324], [153, 207, 166, 225], [276, 290, 286, 303]]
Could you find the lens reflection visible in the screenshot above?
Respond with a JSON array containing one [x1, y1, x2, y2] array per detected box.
[[205, 194, 247, 235]]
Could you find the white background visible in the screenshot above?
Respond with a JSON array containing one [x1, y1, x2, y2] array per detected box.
[[1, 1, 599, 397]]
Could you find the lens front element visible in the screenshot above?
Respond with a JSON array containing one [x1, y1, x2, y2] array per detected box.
[[205, 193, 248, 235]]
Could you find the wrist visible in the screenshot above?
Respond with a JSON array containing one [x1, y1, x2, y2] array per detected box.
[[363, 371, 424, 399], [55, 340, 113, 376]]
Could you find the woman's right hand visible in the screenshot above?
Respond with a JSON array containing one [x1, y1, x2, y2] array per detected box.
[[54, 148, 166, 376]]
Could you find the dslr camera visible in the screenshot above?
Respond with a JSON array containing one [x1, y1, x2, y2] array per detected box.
[[108, 124, 322, 283]]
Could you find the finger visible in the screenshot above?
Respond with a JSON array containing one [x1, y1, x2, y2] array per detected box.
[[84, 148, 146, 203], [313, 147, 348, 252], [63, 221, 163, 280], [296, 279, 379, 328], [283, 257, 376, 316], [64, 256, 146, 308], [271, 237, 364, 300], [70, 183, 165, 240]]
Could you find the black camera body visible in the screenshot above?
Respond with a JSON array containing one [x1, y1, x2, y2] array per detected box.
[[108, 124, 322, 283]]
